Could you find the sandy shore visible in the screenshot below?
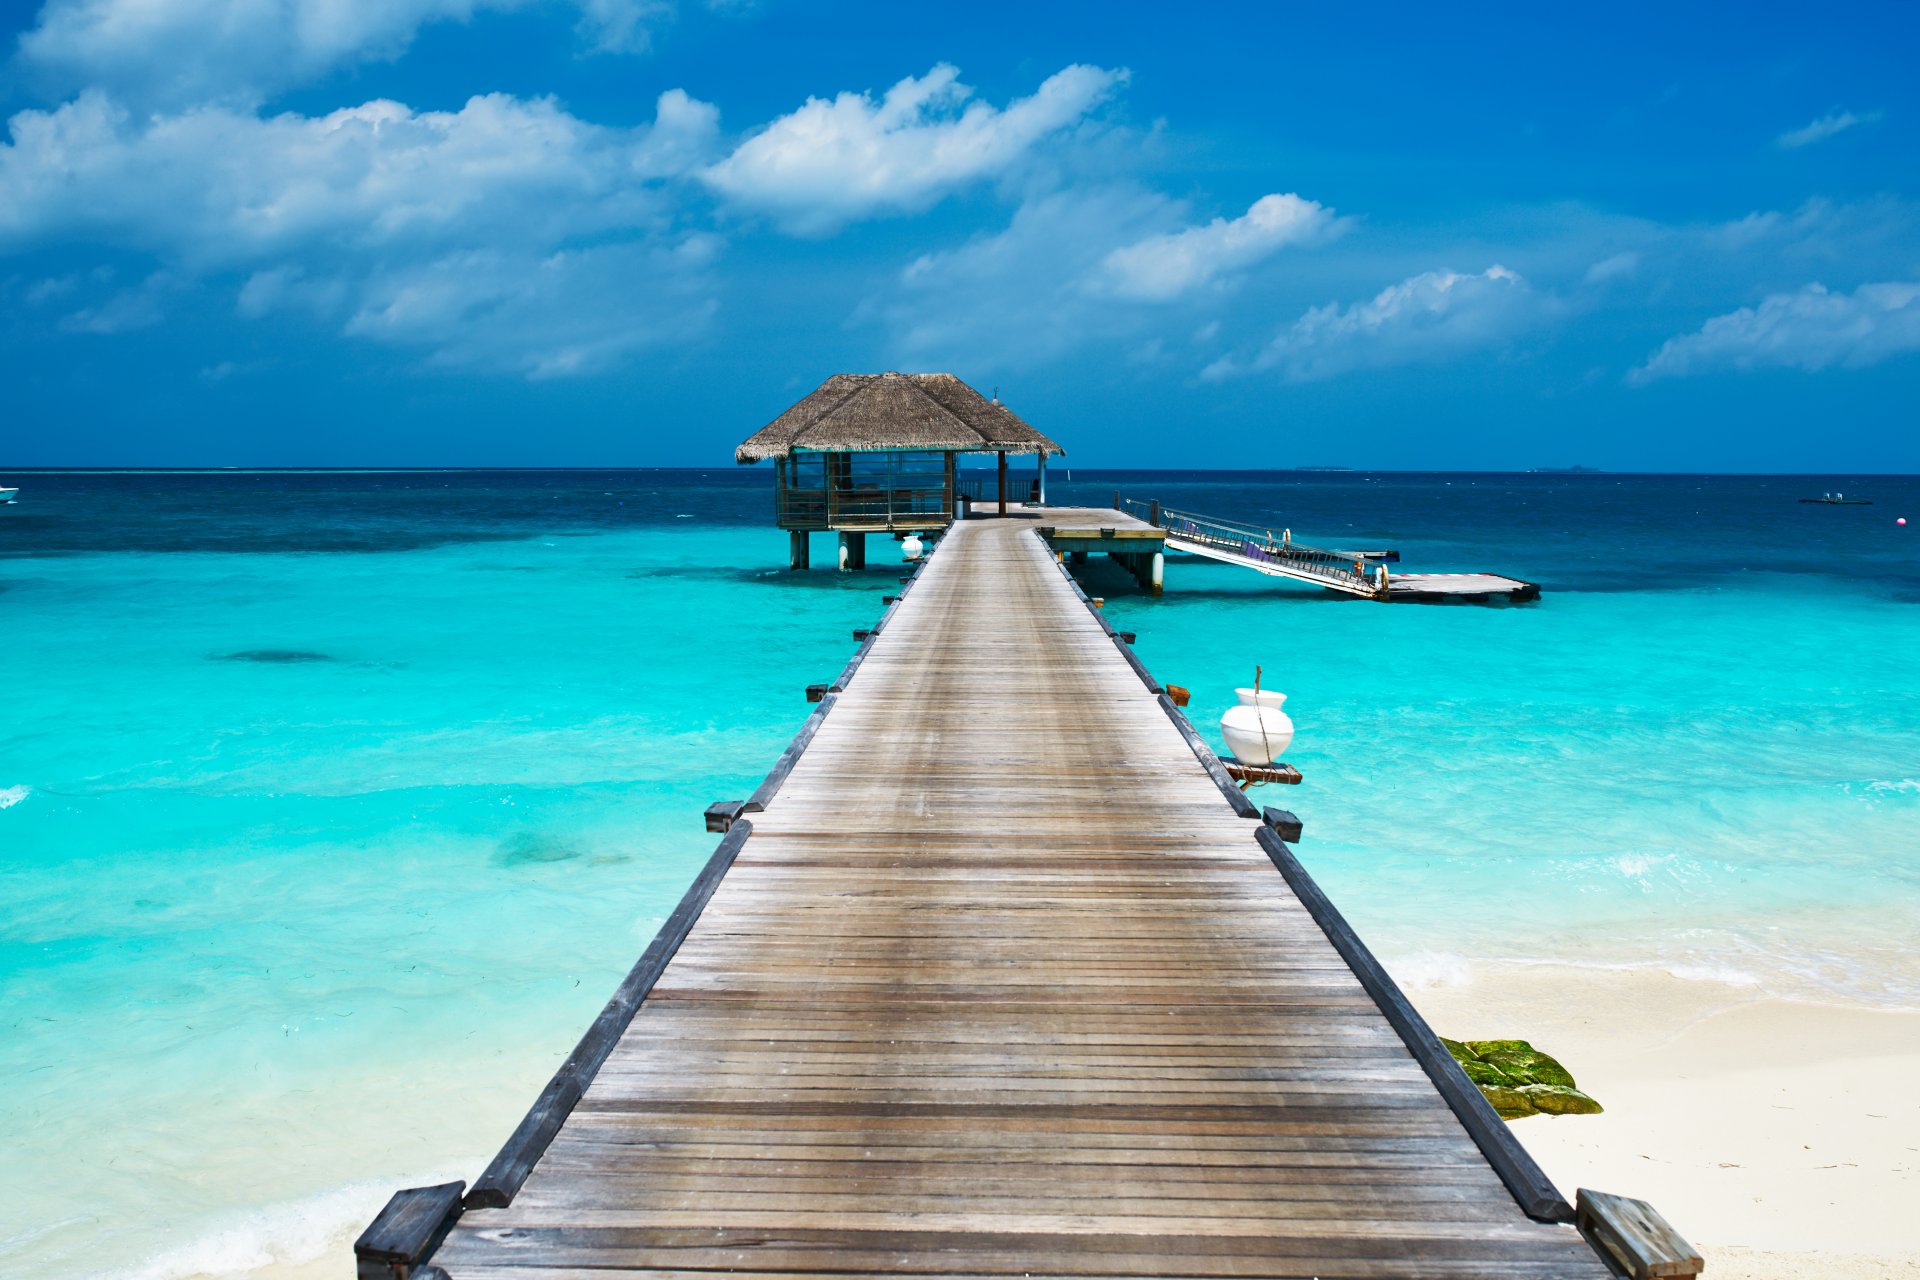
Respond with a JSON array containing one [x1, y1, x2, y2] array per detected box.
[[1410, 967, 1920, 1277]]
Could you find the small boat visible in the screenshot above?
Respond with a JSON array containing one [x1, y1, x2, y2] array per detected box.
[[0, 486, 17, 504], [1799, 493, 1872, 505]]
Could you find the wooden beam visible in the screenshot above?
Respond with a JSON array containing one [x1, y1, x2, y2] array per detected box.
[[704, 800, 747, 833], [1261, 806, 1304, 841], [1577, 1190, 1703, 1279], [1225, 760, 1304, 785], [355, 1182, 463, 1280]]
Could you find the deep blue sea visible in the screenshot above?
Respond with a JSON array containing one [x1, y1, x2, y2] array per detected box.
[[2, 468, 1916, 1278]]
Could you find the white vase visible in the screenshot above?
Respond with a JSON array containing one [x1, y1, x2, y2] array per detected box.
[[1219, 689, 1293, 765], [901, 532, 924, 561]]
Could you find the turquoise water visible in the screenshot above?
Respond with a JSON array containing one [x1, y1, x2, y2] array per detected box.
[[2, 470, 1916, 1277]]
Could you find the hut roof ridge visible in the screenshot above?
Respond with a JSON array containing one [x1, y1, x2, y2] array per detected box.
[[735, 372, 1063, 463]]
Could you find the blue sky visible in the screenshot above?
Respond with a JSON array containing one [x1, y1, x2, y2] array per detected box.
[[1, 0, 1915, 469]]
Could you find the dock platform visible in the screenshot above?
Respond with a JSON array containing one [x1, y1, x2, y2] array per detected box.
[[360, 509, 1617, 1280], [1125, 501, 1540, 602]]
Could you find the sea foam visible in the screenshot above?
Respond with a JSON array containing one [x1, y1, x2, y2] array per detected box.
[[98, 1173, 468, 1280], [0, 784, 29, 809]]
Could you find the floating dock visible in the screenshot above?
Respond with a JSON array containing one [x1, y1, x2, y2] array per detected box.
[[358, 507, 1681, 1280], [1123, 500, 1540, 603]]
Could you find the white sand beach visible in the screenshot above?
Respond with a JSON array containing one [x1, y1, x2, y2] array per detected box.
[[1414, 968, 1920, 1277]]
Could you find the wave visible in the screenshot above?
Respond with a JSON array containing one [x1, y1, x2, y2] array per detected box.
[[90, 1169, 470, 1280], [1382, 947, 1916, 1011]]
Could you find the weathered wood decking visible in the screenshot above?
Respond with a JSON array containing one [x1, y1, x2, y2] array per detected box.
[[382, 510, 1609, 1279]]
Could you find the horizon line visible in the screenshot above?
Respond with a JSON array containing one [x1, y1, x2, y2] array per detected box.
[[3, 465, 1918, 478]]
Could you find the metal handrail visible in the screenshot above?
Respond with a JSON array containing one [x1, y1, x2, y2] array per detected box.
[[1125, 499, 1380, 592]]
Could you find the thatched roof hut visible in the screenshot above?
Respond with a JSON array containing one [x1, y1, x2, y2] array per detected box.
[[735, 373, 1063, 464]]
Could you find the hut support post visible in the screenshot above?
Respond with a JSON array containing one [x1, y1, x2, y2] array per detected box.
[[1109, 550, 1160, 594], [944, 451, 957, 521], [1037, 452, 1048, 506], [838, 532, 865, 572], [997, 451, 1007, 516], [789, 530, 809, 571]]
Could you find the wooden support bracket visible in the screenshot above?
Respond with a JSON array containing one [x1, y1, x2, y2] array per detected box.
[[354, 1182, 463, 1280], [852, 629, 872, 641], [1225, 759, 1304, 786], [704, 801, 747, 833], [882, 595, 897, 604], [1577, 1190, 1703, 1279], [1117, 631, 1137, 644], [1261, 806, 1304, 842]]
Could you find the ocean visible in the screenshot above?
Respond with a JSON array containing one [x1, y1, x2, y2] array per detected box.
[[2, 468, 1916, 1278]]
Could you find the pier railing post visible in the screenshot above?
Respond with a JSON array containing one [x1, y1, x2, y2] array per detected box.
[[997, 450, 1007, 516]]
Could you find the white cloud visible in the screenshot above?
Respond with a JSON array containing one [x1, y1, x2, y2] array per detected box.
[[1204, 266, 1541, 382], [56, 270, 178, 333], [0, 90, 718, 265], [1630, 281, 1920, 383], [865, 186, 1176, 368], [0, 88, 722, 372], [1777, 109, 1882, 150], [703, 62, 1125, 232], [16, 0, 680, 106], [1583, 250, 1640, 284], [15, 0, 691, 106], [1094, 193, 1338, 300], [572, 0, 670, 52], [343, 238, 721, 377]]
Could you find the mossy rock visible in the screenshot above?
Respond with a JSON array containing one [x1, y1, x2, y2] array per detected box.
[[1479, 1084, 1537, 1117], [1518, 1084, 1603, 1116], [1446, 1035, 1601, 1119], [1461, 1039, 1578, 1088], [1459, 1058, 1518, 1088], [1482, 1048, 1576, 1089]]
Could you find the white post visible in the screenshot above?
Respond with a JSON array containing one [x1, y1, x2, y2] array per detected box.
[[1037, 452, 1048, 505], [1151, 549, 1165, 597]]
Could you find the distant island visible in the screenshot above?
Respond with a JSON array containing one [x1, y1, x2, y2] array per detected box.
[[1293, 466, 1356, 472], [1529, 465, 1606, 473]]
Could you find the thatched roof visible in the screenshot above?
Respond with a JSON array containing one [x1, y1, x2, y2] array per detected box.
[[736, 373, 1064, 463]]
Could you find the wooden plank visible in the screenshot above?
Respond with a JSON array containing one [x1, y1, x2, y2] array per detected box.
[[1576, 1190, 1703, 1279]]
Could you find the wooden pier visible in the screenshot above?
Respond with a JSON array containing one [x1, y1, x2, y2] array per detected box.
[[358, 507, 1680, 1280]]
